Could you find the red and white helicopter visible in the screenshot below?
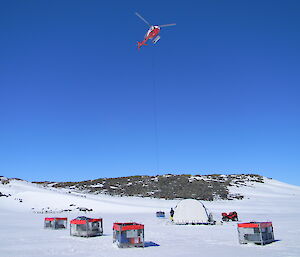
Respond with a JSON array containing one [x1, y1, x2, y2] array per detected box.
[[135, 12, 176, 49]]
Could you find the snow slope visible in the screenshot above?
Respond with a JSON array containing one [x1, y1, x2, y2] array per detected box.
[[0, 177, 300, 257]]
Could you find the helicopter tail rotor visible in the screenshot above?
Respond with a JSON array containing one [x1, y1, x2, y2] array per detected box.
[[137, 40, 148, 49]]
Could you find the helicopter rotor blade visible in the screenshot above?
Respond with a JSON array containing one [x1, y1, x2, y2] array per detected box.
[[135, 12, 151, 26], [158, 23, 176, 28]]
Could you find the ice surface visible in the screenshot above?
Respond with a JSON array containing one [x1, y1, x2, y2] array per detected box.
[[1, 178, 300, 257]]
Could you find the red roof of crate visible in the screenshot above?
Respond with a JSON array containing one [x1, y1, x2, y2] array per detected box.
[[113, 222, 144, 231], [238, 222, 272, 228], [44, 217, 67, 221], [70, 218, 102, 224]]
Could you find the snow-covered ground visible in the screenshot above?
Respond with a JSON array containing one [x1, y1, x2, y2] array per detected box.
[[1, 177, 300, 257]]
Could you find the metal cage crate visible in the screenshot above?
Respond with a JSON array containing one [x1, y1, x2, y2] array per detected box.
[[44, 217, 67, 229], [113, 222, 144, 248], [70, 216, 103, 237], [238, 222, 274, 245]]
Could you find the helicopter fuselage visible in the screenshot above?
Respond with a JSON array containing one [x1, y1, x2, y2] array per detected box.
[[145, 26, 160, 39]]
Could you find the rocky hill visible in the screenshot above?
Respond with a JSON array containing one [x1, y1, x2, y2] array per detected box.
[[33, 174, 264, 201]]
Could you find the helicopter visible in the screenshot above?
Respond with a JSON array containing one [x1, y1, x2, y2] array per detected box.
[[135, 12, 176, 49]]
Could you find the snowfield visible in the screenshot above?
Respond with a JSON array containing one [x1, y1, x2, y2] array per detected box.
[[1, 177, 300, 257]]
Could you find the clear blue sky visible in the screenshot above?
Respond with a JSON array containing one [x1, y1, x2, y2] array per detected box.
[[1, 1, 300, 185]]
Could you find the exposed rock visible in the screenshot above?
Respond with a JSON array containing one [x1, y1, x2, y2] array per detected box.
[[33, 174, 264, 201]]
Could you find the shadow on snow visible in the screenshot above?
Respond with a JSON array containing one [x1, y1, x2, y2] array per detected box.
[[144, 241, 160, 247]]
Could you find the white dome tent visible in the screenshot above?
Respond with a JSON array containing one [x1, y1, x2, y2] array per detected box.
[[172, 199, 215, 225]]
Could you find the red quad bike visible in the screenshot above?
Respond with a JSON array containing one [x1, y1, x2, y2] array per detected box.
[[222, 211, 238, 221]]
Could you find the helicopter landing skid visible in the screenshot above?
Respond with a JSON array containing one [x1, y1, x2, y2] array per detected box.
[[152, 35, 160, 44]]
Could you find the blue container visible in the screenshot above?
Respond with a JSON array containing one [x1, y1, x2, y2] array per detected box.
[[156, 211, 165, 218], [120, 232, 129, 243]]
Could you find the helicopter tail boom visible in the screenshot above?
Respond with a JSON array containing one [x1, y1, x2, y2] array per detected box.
[[137, 40, 148, 49]]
